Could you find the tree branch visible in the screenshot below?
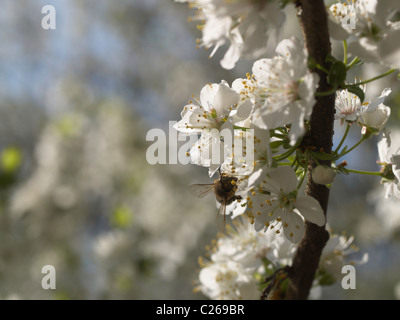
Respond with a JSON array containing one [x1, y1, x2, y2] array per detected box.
[[284, 0, 335, 299]]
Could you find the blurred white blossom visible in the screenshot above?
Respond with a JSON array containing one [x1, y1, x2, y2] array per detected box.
[[319, 231, 368, 282], [197, 218, 296, 299], [176, 0, 285, 69], [329, 0, 400, 68], [377, 130, 400, 199]]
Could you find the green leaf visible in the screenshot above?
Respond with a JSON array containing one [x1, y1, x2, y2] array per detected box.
[[287, 154, 297, 163], [327, 61, 347, 89], [312, 151, 334, 161], [270, 141, 283, 149], [325, 54, 338, 64], [347, 59, 364, 70], [347, 86, 365, 103]]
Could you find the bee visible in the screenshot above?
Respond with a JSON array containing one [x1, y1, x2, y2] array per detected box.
[[189, 169, 242, 230]]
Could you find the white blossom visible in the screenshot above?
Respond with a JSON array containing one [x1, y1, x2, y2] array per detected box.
[[335, 85, 391, 130], [241, 37, 319, 146], [197, 218, 296, 300], [245, 166, 326, 243], [198, 260, 259, 300], [358, 88, 391, 132], [359, 103, 391, 133], [319, 231, 368, 282], [377, 130, 400, 199], [329, 0, 400, 68], [369, 131, 400, 235], [176, 0, 285, 69], [174, 81, 239, 176], [369, 186, 400, 236], [334, 84, 365, 124], [220, 126, 272, 177]]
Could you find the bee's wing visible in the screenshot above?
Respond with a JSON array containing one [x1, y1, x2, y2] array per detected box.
[[216, 200, 227, 233], [188, 184, 214, 198]]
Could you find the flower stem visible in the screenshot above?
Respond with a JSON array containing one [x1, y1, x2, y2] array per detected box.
[[233, 125, 250, 131], [297, 153, 308, 189], [308, 150, 321, 166], [314, 62, 329, 74], [273, 146, 297, 162], [343, 40, 348, 65], [346, 56, 360, 70], [334, 124, 350, 155], [297, 171, 307, 189], [315, 87, 337, 97], [346, 69, 397, 86], [345, 168, 382, 176], [340, 135, 367, 157]]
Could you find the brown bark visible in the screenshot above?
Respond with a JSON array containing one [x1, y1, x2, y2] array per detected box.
[[284, 0, 335, 299]]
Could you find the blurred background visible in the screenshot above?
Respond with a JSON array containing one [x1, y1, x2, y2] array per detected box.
[[0, 0, 399, 299]]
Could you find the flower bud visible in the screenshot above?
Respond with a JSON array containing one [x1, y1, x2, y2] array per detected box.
[[359, 103, 391, 131], [312, 165, 336, 185]]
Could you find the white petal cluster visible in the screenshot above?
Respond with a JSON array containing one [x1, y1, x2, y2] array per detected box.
[[197, 219, 366, 299], [175, 38, 319, 180], [328, 0, 400, 68], [319, 231, 368, 282], [335, 85, 391, 134], [370, 130, 400, 234], [175, 38, 323, 241], [377, 130, 400, 200], [334, 84, 366, 123], [176, 0, 285, 69], [359, 89, 391, 133], [220, 126, 272, 177], [240, 37, 319, 146], [174, 81, 239, 176], [245, 166, 326, 243], [197, 218, 296, 300]]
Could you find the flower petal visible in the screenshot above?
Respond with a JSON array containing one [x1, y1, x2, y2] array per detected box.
[[281, 210, 305, 243], [174, 107, 204, 133], [391, 154, 400, 182], [265, 166, 297, 194], [220, 29, 243, 70], [200, 83, 219, 112], [295, 196, 326, 226], [365, 88, 391, 112], [212, 83, 239, 116], [254, 211, 270, 232]]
